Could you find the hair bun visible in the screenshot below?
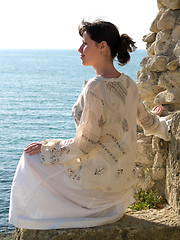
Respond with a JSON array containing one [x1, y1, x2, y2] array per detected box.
[[117, 34, 137, 66]]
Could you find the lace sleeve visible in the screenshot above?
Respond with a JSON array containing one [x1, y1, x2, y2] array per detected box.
[[136, 100, 170, 141], [40, 80, 105, 164]]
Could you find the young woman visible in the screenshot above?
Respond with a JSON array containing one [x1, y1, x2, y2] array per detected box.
[[9, 19, 170, 229]]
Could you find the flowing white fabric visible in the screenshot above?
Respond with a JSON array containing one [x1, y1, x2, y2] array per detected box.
[[9, 73, 170, 229], [9, 152, 134, 229]]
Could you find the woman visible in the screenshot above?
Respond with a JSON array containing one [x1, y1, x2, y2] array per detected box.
[[9, 19, 170, 229]]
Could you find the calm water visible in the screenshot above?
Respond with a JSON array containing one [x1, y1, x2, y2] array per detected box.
[[0, 49, 147, 232]]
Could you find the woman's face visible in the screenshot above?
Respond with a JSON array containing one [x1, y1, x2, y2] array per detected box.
[[78, 32, 101, 68]]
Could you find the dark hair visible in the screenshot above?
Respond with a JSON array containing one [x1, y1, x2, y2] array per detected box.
[[79, 19, 137, 66]]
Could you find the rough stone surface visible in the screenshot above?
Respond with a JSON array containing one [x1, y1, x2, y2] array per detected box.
[[166, 111, 180, 214], [172, 24, 180, 41], [174, 40, 180, 57], [158, 71, 180, 90], [137, 1, 180, 215], [143, 33, 157, 43], [146, 55, 168, 71], [157, 9, 177, 30], [146, 42, 155, 56], [136, 71, 162, 102], [154, 88, 180, 105], [150, 9, 164, 33], [135, 129, 169, 195], [14, 206, 180, 240], [167, 59, 179, 70], [158, 0, 180, 10], [154, 30, 171, 55]]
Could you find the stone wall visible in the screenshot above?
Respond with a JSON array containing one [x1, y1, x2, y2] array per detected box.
[[135, 0, 180, 214]]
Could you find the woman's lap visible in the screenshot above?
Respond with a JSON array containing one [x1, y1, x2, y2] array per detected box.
[[9, 152, 134, 229]]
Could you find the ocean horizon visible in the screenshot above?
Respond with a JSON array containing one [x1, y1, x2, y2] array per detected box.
[[0, 49, 147, 232]]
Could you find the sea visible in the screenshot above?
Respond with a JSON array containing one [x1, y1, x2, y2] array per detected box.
[[0, 49, 147, 233]]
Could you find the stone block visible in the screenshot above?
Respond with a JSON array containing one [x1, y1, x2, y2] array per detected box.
[[146, 55, 168, 72], [172, 24, 180, 41], [158, 0, 180, 10], [158, 71, 180, 89], [152, 166, 165, 180], [173, 40, 180, 57], [166, 111, 180, 214], [13, 207, 180, 240], [154, 30, 171, 55], [143, 32, 157, 43], [140, 56, 149, 68], [136, 138, 154, 165], [137, 71, 162, 102], [154, 88, 180, 105], [167, 59, 179, 70], [150, 9, 165, 33], [147, 42, 155, 56], [152, 152, 166, 181], [157, 9, 177, 30], [157, 0, 165, 10]]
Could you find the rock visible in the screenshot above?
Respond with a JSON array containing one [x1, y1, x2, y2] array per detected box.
[[146, 42, 155, 56], [154, 88, 180, 105], [158, 0, 180, 10], [166, 111, 180, 214], [136, 136, 154, 165], [152, 166, 165, 180], [137, 71, 162, 102], [157, 0, 165, 10], [134, 164, 154, 192], [173, 40, 180, 57], [158, 71, 180, 89], [152, 151, 166, 181], [143, 33, 157, 43], [135, 133, 155, 191], [140, 56, 149, 68], [167, 59, 179, 70], [150, 9, 165, 33], [14, 206, 180, 240], [172, 24, 180, 41], [154, 30, 171, 55], [145, 55, 168, 72], [143, 101, 155, 111], [151, 137, 168, 185], [157, 9, 177, 30]]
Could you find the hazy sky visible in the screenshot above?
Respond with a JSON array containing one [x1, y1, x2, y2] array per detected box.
[[0, 0, 158, 49]]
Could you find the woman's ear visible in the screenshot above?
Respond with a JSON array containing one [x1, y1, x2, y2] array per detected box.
[[98, 41, 108, 50]]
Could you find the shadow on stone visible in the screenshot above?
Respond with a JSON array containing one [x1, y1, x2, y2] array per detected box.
[[14, 207, 180, 240]]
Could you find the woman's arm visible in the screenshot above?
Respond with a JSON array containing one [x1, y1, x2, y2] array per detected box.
[[136, 101, 171, 141], [40, 80, 105, 164]]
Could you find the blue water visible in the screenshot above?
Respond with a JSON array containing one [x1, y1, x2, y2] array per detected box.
[[0, 49, 147, 232]]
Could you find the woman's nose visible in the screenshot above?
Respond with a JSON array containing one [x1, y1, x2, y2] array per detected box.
[[78, 44, 83, 53]]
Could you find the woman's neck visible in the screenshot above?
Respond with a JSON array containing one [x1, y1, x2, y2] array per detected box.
[[94, 61, 121, 79]]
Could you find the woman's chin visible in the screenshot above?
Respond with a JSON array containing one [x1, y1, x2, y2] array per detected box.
[[81, 61, 90, 67]]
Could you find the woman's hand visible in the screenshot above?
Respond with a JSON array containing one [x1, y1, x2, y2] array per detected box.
[[24, 141, 42, 156], [152, 105, 165, 116]]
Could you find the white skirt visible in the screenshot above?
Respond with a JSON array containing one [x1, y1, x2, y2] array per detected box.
[[9, 152, 134, 229]]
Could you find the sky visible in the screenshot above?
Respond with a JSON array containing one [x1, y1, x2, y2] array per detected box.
[[0, 0, 158, 50]]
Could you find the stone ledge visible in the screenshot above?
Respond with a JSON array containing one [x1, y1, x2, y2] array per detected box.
[[14, 206, 180, 240]]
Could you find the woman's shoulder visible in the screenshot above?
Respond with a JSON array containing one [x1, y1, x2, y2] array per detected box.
[[119, 73, 139, 92], [83, 77, 102, 89]]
